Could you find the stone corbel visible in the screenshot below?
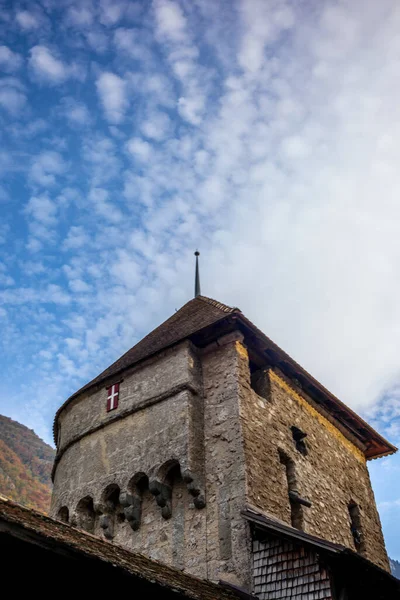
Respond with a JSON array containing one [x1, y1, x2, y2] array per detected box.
[[149, 479, 172, 519], [95, 500, 115, 540], [99, 514, 114, 540], [119, 491, 142, 531], [182, 469, 206, 509]]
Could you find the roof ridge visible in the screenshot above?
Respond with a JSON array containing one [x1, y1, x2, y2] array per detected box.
[[197, 295, 241, 314]]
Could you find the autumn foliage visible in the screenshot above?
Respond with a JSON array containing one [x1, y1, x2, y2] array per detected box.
[[0, 415, 55, 514]]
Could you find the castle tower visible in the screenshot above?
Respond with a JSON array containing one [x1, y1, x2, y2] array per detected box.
[[51, 295, 396, 593]]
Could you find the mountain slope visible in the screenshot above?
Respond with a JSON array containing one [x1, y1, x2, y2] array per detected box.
[[0, 415, 55, 513], [390, 559, 400, 580]]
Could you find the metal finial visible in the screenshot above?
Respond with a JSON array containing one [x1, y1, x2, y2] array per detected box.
[[194, 251, 201, 297]]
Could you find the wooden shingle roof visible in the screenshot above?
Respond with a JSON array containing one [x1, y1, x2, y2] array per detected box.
[[82, 295, 238, 394]]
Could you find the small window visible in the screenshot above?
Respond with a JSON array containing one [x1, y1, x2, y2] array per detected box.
[[106, 383, 119, 412], [291, 426, 308, 456], [250, 364, 271, 401]]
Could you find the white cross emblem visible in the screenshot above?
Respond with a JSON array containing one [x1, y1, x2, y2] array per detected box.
[[108, 384, 119, 410]]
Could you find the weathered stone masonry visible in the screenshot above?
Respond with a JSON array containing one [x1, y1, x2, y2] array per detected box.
[[52, 336, 252, 585], [51, 295, 395, 594], [236, 347, 389, 571]]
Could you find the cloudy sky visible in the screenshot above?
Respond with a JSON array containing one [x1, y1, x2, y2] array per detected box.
[[1, 0, 400, 559]]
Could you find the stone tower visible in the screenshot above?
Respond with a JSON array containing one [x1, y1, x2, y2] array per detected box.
[[51, 296, 396, 591]]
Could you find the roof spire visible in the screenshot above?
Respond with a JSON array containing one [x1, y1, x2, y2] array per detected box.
[[194, 251, 201, 297]]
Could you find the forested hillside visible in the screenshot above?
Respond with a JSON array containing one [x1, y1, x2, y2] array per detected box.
[[0, 415, 55, 513]]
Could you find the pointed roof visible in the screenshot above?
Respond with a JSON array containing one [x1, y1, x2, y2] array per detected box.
[[84, 295, 238, 394], [54, 295, 397, 460], [58, 296, 239, 410]]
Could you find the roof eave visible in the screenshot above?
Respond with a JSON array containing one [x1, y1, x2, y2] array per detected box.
[[233, 313, 397, 461]]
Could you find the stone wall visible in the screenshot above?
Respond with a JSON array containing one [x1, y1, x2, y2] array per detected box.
[[201, 335, 252, 588], [236, 347, 389, 572], [51, 330, 390, 587], [52, 341, 208, 578], [51, 336, 252, 587], [57, 341, 201, 453]]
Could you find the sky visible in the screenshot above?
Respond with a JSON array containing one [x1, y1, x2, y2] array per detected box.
[[0, 0, 400, 560]]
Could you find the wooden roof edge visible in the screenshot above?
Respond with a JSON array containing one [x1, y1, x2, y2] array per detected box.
[[242, 506, 400, 588], [0, 496, 240, 600], [242, 506, 346, 554], [234, 314, 397, 460]]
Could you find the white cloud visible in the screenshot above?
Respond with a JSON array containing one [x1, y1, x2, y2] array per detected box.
[[238, 0, 295, 74], [99, 0, 128, 26], [25, 195, 57, 226], [85, 30, 109, 53], [140, 110, 172, 141], [82, 135, 121, 186], [96, 72, 128, 123], [153, 0, 188, 43], [63, 226, 90, 251], [16, 10, 40, 30], [29, 46, 83, 85], [60, 97, 91, 127], [113, 27, 153, 62], [0, 46, 22, 72], [30, 151, 66, 187], [152, 0, 208, 125], [0, 78, 26, 115], [66, 5, 94, 27], [126, 137, 153, 161], [89, 187, 123, 223], [177, 95, 205, 126], [68, 278, 91, 293], [111, 250, 142, 289]]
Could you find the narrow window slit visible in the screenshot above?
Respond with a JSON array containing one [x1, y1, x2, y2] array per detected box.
[[278, 449, 311, 531], [349, 502, 365, 553]]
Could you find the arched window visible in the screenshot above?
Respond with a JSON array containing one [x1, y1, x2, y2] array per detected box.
[[76, 496, 95, 533], [57, 506, 69, 524], [348, 502, 365, 553]]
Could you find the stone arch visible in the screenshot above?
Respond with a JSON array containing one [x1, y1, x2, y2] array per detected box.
[[57, 506, 69, 524], [157, 459, 180, 484], [99, 484, 124, 540], [75, 496, 96, 533], [149, 461, 178, 519], [129, 471, 150, 494], [152, 459, 205, 513], [120, 473, 151, 531]]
